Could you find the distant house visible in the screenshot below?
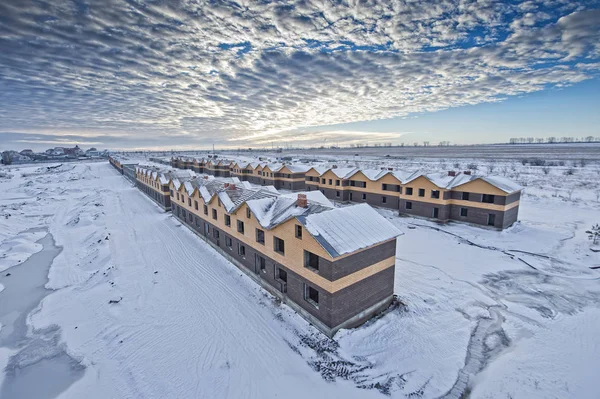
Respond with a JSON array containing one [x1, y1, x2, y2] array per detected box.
[[63, 145, 83, 157], [1, 150, 32, 164], [86, 147, 101, 157], [20, 149, 34, 156]]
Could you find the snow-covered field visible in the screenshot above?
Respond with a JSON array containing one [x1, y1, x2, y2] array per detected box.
[[0, 160, 599, 399]]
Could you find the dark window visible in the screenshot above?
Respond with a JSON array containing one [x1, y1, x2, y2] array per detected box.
[[336, 190, 340, 197], [350, 180, 356, 187], [405, 201, 413, 210], [176, 192, 180, 200], [274, 237, 285, 255], [462, 192, 470, 201], [482, 194, 495, 203], [276, 267, 287, 283], [225, 236, 232, 248], [397, 186, 402, 193], [170, 189, 174, 197], [213, 229, 219, 239], [460, 207, 468, 217], [418, 188, 425, 197], [362, 193, 366, 200], [237, 220, 245, 234], [431, 190, 440, 199], [328, 179, 332, 185], [304, 251, 319, 271], [256, 228, 265, 244], [255, 255, 266, 273], [238, 243, 246, 257], [433, 207, 439, 218], [335, 180, 340, 186], [212, 209, 217, 220], [295, 225, 302, 239], [321, 178, 326, 184], [305, 284, 319, 307], [194, 200, 198, 210], [246, 208, 251, 219], [488, 214, 496, 226], [406, 187, 413, 195], [382, 183, 388, 191], [203, 204, 208, 215], [225, 214, 231, 227], [188, 198, 191, 206], [382, 196, 387, 204]]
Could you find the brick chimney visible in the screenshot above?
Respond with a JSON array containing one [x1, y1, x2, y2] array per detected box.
[[297, 193, 308, 208], [448, 171, 456, 176], [229, 184, 236, 190], [203, 175, 209, 179], [463, 170, 472, 175], [224, 183, 230, 188]]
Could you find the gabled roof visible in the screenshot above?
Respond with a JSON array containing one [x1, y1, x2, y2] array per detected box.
[[327, 167, 360, 179], [351, 168, 394, 181], [305, 166, 328, 175], [283, 164, 311, 173], [300, 203, 402, 258], [245, 196, 333, 230], [402, 171, 522, 193]]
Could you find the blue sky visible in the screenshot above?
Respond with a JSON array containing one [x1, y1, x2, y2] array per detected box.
[[0, 0, 599, 151]]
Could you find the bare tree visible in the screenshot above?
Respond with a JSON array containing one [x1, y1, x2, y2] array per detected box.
[[586, 224, 600, 245]]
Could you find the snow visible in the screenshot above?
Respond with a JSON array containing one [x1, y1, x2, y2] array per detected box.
[[330, 166, 359, 179], [1, 159, 599, 398], [481, 175, 523, 193], [302, 203, 402, 257], [281, 190, 334, 207], [358, 168, 390, 181]]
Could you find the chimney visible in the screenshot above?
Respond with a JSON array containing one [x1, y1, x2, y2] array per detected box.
[[388, 168, 393, 171], [332, 165, 338, 169], [297, 193, 308, 208], [229, 184, 236, 190], [224, 183, 229, 188], [203, 175, 209, 179], [448, 171, 456, 176], [463, 170, 472, 175]]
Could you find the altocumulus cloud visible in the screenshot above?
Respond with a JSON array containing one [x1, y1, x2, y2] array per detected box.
[[0, 0, 599, 149]]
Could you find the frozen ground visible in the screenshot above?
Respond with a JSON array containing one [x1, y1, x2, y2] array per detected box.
[[0, 160, 599, 398]]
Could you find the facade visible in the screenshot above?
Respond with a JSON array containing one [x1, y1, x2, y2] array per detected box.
[[108, 155, 124, 174], [134, 166, 194, 211], [167, 177, 400, 337], [166, 157, 522, 229], [122, 163, 138, 183]]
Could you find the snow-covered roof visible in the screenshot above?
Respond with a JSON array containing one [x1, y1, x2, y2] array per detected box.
[[281, 191, 333, 207], [479, 176, 523, 193], [300, 203, 402, 258], [403, 172, 523, 193], [328, 167, 360, 179], [307, 166, 329, 175], [356, 168, 393, 181], [284, 164, 311, 173], [246, 196, 333, 230]]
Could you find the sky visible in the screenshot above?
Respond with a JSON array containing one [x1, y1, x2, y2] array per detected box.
[[1, 0, 599, 151]]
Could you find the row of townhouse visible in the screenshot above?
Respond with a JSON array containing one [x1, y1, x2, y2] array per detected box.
[[112, 157, 402, 337], [169, 157, 522, 229]]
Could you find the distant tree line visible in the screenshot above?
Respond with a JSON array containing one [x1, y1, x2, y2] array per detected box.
[[509, 136, 598, 144]]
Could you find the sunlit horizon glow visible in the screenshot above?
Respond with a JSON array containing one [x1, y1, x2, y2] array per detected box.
[[1, 1, 599, 151]]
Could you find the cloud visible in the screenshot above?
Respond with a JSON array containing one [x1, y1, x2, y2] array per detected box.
[[0, 0, 599, 149]]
